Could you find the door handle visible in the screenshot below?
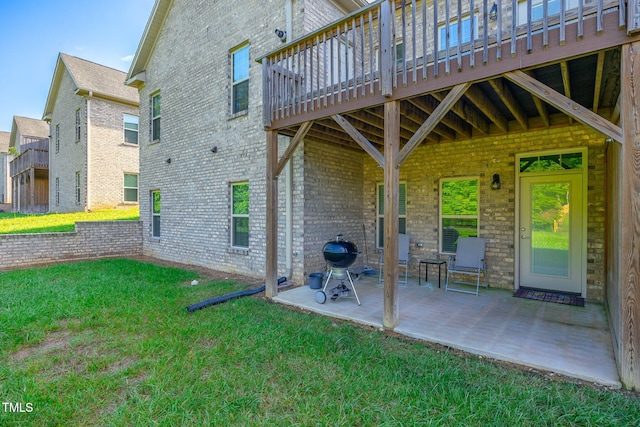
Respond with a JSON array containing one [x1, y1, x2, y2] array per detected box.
[[520, 235, 530, 239]]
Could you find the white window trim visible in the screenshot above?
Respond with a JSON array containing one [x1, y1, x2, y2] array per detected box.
[[151, 190, 161, 238], [231, 44, 250, 116], [231, 181, 249, 249], [376, 182, 407, 249], [55, 124, 60, 153], [75, 171, 81, 204], [75, 109, 81, 142], [123, 114, 139, 145], [123, 173, 139, 203], [437, 14, 478, 51], [151, 92, 161, 143], [439, 176, 480, 254]]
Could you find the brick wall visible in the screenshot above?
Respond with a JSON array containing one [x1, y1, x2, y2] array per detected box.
[[0, 221, 142, 269]]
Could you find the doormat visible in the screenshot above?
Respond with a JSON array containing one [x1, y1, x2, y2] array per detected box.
[[513, 288, 585, 307]]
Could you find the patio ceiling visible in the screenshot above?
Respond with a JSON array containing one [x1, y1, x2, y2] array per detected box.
[[277, 48, 621, 150]]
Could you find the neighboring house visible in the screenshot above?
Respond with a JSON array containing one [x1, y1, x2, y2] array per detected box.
[[9, 116, 50, 213], [126, 0, 366, 276], [0, 131, 12, 205], [127, 0, 640, 389], [43, 53, 140, 213]]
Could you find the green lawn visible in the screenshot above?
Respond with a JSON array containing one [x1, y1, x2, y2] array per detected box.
[[1, 259, 638, 426], [0, 208, 139, 234]]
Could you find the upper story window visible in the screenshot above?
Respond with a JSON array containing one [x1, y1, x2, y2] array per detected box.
[[439, 177, 479, 254], [231, 44, 249, 114], [517, 0, 579, 25], [438, 15, 476, 51], [151, 92, 161, 142], [75, 171, 81, 204], [124, 114, 139, 145], [75, 109, 81, 142]]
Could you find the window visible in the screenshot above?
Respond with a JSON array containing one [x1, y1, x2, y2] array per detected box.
[[55, 124, 60, 153], [151, 190, 161, 238], [517, 0, 580, 24], [124, 114, 139, 144], [440, 177, 479, 253], [231, 182, 249, 248], [438, 16, 476, 50], [124, 173, 139, 202], [231, 44, 249, 114], [55, 177, 59, 205], [519, 151, 583, 173], [151, 93, 161, 142], [376, 183, 407, 248], [75, 109, 81, 142], [75, 171, 81, 204]]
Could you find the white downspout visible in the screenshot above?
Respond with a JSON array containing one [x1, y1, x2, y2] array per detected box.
[[86, 92, 92, 211], [284, 0, 294, 280]]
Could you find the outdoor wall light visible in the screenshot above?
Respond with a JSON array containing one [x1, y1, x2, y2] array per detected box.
[[491, 173, 501, 190], [165, 158, 172, 164], [275, 29, 287, 42], [211, 146, 218, 153], [489, 2, 498, 21]]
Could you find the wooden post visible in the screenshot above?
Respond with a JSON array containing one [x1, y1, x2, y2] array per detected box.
[[619, 41, 640, 390], [265, 130, 279, 298], [380, 0, 393, 97], [383, 100, 400, 329]]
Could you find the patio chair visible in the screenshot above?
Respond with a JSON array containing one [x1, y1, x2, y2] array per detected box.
[[445, 237, 487, 296], [379, 233, 410, 285]]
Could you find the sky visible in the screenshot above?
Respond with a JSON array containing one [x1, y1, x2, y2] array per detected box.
[[0, 0, 155, 132]]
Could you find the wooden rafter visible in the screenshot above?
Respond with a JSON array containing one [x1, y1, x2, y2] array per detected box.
[[332, 114, 384, 167], [489, 78, 529, 131], [407, 96, 472, 138], [504, 70, 622, 142], [366, 108, 429, 142], [560, 61, 573, 124], [396, 83, 470, 167], [431, 91, 490, 135], [320, 117, 384, 145], [592, 51, 606, 113], [525, 70, 550, 128], [402, 102, 457, 141], [274, 121, 313, 177], [464, 84, 509, 132]]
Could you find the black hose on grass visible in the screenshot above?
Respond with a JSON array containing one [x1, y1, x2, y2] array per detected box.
[[186, 277, 286, 312]]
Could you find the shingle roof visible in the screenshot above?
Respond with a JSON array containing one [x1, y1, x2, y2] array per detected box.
[[13, 116, 49, 138], [0, 131, 10, 153], [60, 53, 139, 104]]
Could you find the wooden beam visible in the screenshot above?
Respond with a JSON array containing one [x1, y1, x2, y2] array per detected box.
[[274, 121, 313, 178], [380, 0, 393, 97], [592, 51, 605, 113], [265, 130, 279, 298], [431, 91, 490, 135], [488, 77, 529, 131], [560, 61, 573, 124], [383, 100, 400, 329], [332, 114, 384, 167], [397, 83, 469, 167], [525, 70, 550, 128], [464, 84, 509, 132], [504, 70, 623, 142], [402, 102, 457, 141], [407, 96, 472, 138], [611, 92, 622, 125], [619, 41, 640, 390]]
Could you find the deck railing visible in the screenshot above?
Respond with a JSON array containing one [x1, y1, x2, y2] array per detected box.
[[10, 148, 49, 176], [260, 0, 625, 127]]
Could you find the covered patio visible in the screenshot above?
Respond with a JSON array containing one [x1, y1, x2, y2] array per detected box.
[[274, 274, 620, 388]]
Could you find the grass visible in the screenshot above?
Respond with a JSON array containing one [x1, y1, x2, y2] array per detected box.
[[0, 208, 139, 234], [1, 259, 638, 426]]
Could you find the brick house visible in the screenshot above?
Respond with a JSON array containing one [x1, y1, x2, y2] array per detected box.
[[8, 116, 50, 213], [0, 131, 12, 205], [127, 0, 640, 389], [43, 53, 140, 213], [126, 0, 366, 276]]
